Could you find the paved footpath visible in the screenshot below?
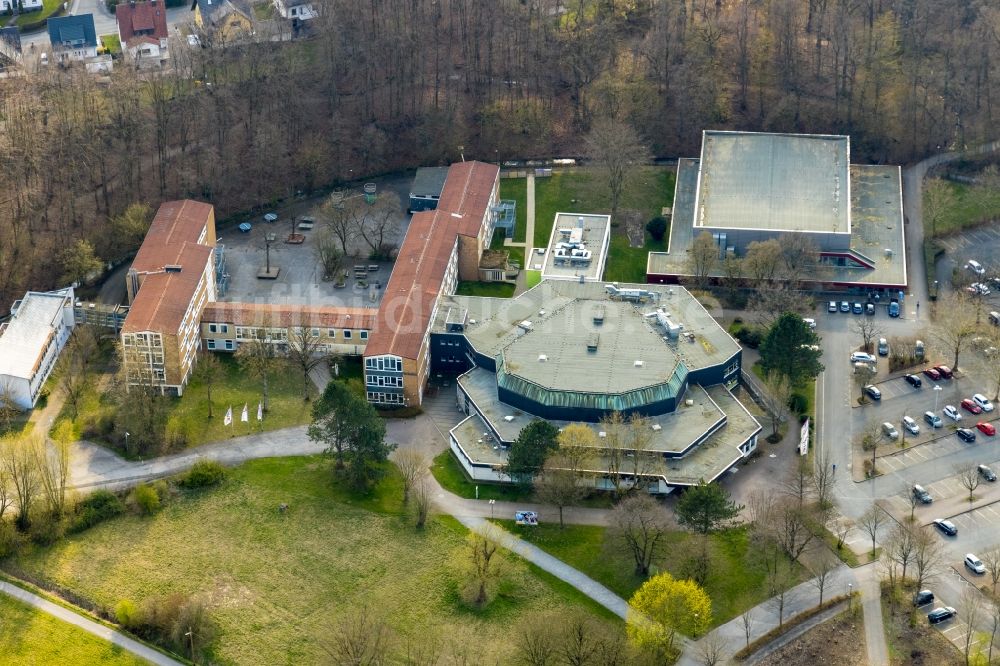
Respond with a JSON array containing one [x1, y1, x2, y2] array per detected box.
[[0, 580, 183, 666]]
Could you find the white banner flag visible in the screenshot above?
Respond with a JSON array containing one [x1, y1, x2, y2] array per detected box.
[[241, 403, 249, 423], [257, 401, 263, 421], [224, 406, 233, 426]]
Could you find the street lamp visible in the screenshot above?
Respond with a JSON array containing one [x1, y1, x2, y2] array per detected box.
[[934, 385, 943, 412], [489, 498, 496, 520], [124, 431, 130, 452]]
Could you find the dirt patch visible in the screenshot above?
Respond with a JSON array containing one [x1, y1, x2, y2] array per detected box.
[[756, 608, 866, 666]]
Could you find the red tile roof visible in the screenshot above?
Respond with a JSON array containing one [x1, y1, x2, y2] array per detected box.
[[132, 200, 214, 273], [365, 161, 499, 360], [202, 302, 378, 330], [122, 243, 213, 334], [116, 0, 168, 46]]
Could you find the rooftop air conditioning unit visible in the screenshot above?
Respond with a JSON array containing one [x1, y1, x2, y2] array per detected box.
[[538, 354, 548, 362], [504, 415, 515, 422], [634, 360, 644, 367], [651, 424, 662, 431], [598, 431, 607, 438]]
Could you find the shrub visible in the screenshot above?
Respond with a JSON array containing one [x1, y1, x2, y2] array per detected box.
[[116, 599, 142, 629], [29, 513, 65, 546], [734, 326, 762, 349], [646, 216, 668, 241], [787, 393, 808, 415], [179, 460, 226, 489], [0, 520, 22, 559], [69, 490, 125, 533], [133, 483, 161, 515]]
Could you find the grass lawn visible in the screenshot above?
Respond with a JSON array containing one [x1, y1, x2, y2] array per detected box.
[[14, 0, 61, 28], [100, 34, 121, 55], [525, 270, 542, 289], [431, 451, 615, 509], [0, 594, 148, 665], [3, 457, 619, 664], [54, 353, 316, 453], [926, 178, 1000, 237], [604, 234, 666, 283], [500, 178, 528, 244], [251, 1, 274, 19], [455, 281, 516, 298], [494, 521, 807, 627]]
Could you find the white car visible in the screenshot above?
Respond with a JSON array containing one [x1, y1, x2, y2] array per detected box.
[[850, 351, 876, 363], [803, 318, 816, 329], [882, 422, 899, 440], [902, 416, 920, 435], [973, 394, 994, 412], [944, 405, 961, 421], [965, 554, 987, 575], [187, 34, 202, 47]]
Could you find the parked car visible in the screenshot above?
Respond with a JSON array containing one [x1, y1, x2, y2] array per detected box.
[[865, 385, 882, 401], [866, 302, 875, 315], [979, 464, 997, 481], [914, 590, 935, 606], [928, 607, 957, 624], [935, 365, 954, 379], [878, 338, 889, 356], [967, 282, 992, 296], [924, 411, 943, 428], [965, 554, 987, 575], [853, 302, 864, 314], [904, 374, 922, 388], [977, 422, 996, 436], [803, 317, 816, 329], [828, 301, 838, 313], [913, 484, 933, 504], [889, 299, 900, 317], [883, 422, 899, 439], [957, 428, 977, 443], [851, 351, 876, 363], [973, 394, 994, 412], [944, 405, 961, 421], [923, 367, 942, 381], [968, 259, 986, 275], [933, 519, 958, 536], [902, 415, 920, 435], [840, 301, 850, 312], [962, 398, 983, 414]]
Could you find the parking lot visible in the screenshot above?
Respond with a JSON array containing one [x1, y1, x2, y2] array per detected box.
[[934, 223, 1000, 295]]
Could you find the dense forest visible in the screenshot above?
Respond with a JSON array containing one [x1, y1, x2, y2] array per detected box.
[[1, 0, 998, 302]]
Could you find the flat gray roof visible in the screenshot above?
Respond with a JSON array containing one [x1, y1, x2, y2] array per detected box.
[[651, 162, 906, 288], [0, 290, 69, 380], [432, 281, 742, 385], [696, 131, 850, 235], [539, 212, 611, 282], [409, 167, 449, 197], [450, 378, 761, 484]]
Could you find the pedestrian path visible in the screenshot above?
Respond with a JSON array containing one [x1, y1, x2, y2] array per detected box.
[[504, 172, 536, 251], [0, 580, 183, 666]]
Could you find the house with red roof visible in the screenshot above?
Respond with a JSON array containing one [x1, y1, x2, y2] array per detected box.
[[116, 0, 169, 62]]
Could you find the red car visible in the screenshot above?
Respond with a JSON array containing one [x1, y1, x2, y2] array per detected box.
[[935, 365, 954, 379], [962, 398, 983, 415], [978, 422, 997, 436], [923, 367, 942, 380]]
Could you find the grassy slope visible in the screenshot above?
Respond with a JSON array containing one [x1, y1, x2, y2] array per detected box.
[[0, 594, 148, 665], [928, 179, 1000, 236], [494, 521, 807, 628], [4, 457, 618, 664], [533, 167, 673, 282], [455, 281, 516, 298]]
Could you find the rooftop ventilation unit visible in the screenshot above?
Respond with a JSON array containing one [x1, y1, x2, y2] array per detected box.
[[651, 424, 662, 432], [503, 415, 515, 422], [538, 354, 548, 362], [598, 431, 607, 438], [593, 306, 605, 325], [586, 334, 599, 352], [518, 320, 533, 331], [164, 265, 182, 273], [634, 360, 644, 367]]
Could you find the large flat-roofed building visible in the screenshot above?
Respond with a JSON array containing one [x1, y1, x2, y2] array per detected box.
[[364, 161, 500, 407], [121, 200, 217, 395], [428, 280, 759, 492], [648, 131, 906, 291], [0, 288, 75, 410]]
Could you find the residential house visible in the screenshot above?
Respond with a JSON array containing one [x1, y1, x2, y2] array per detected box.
[[192, 0, 252, 42], [0, 0, 42, 14], [0, 26, 21, 64], [116, 0, 169, 62], [0, 288, 75, 410], [272, 0, 317, 21], [47, 14, 99, 62]]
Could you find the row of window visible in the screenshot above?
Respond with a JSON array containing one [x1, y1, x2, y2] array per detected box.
[[367, 391, 405, 404], [225, 325, 369, 341], [365, 356, 402, 372], [205, 339, 236, 351], [366, 375, 402, 387]]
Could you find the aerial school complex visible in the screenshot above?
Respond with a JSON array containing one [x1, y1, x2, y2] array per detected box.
[[78, 129, 906, 490]]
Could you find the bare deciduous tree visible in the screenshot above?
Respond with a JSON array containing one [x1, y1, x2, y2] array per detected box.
[[235, 337, 277, 412], [854, 318, 883, 354], [956, 464, 981, 503], [322, 606, 393, 666], [933, 292, 979, 371], [740, 608, 754, 648], [458, 527, 508, 608], [583, 118, 651, 217], [286, 326, 330, 401], [1, 434, 39, 530], [858, 504, 887, 557], [412, 476, 432, 529], [912, 528, 944, 593], [608, 494, 673, 576], [394, 449, 426, 505], [687, 231, 719, 287], [959, 587, 983, 666], [981, 546, 1000, 594], [809, 551, 838, 606]]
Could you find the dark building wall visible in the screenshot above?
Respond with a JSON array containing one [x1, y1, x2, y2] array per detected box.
[[495, 385, 680, 423], [430, 333, 472, 375]]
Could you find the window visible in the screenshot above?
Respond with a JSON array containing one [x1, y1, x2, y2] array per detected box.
[[360, 330, 368, 340], [209, 323, 218, 333], [220, 324, 229, 334], [225, 340, 234, 350], [344, 330, 352, 339], [311, 328, 320, 338], [207, 340, 216, 350], [328, 329, 336, 338]]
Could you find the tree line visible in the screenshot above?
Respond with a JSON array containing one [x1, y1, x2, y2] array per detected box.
[[1, 0, 998, 304]]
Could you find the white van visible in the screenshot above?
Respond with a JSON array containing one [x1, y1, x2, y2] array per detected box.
[[968, 260, 985, 276]]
